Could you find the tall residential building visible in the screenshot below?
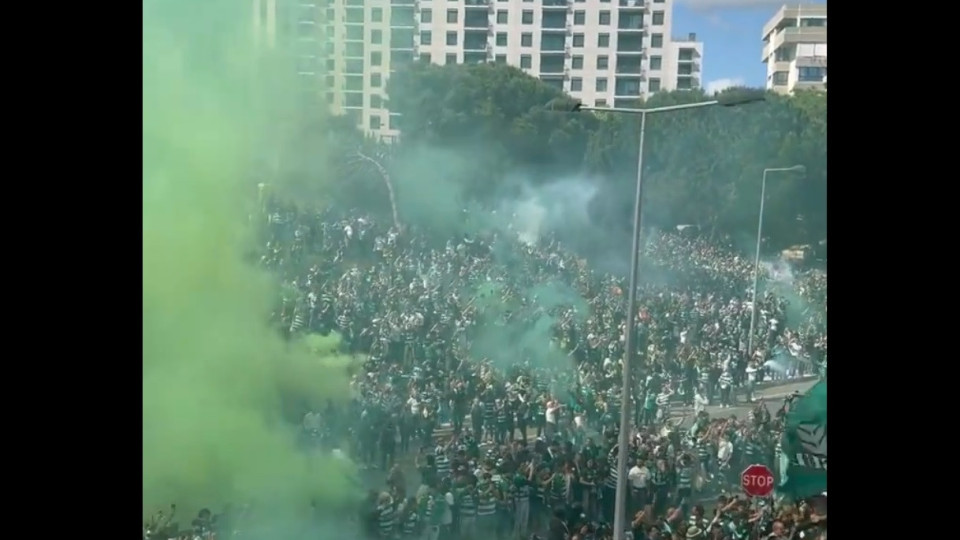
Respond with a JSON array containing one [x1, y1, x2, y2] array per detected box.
[[761, 4, 826, 95], [255, 0, 702, 140]]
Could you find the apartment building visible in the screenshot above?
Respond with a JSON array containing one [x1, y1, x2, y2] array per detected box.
[[761, 4, 826, 95], [255, 0, 702, 140]]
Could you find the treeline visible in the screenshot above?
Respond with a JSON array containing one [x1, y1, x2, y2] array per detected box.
[[270, 62, 826, 252]]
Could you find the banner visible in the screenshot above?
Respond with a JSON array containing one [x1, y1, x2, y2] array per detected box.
[[778, 379, 827, 499]]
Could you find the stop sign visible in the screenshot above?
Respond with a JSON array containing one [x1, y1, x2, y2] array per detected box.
[[741, 464, 775, 497]]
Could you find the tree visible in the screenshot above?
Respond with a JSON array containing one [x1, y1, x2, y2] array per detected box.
[[585, 89, 826, 249], [385, 61, 601, 199]]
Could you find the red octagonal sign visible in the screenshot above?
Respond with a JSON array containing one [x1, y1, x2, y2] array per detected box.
[[741, 464, 775, 497]]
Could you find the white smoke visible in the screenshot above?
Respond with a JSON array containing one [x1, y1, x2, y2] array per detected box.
[[760, 259, 796, 286], [501, 179, 599, 246]]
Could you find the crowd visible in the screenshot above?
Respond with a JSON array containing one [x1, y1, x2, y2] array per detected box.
[[145, 201, 827, 540], [357, 396, 826, 540]]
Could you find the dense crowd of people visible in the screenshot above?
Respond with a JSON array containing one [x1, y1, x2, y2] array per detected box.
[[275, 204, 825, 538], [145, 201, 827, 540], [356, 394, 825, 540]]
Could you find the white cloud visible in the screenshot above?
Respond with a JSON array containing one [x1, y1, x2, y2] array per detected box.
[[706, 77, 746, 95], [677, 0, 813, 9]]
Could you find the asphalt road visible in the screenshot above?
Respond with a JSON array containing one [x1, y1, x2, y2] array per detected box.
[[667, 378, 817, 428]]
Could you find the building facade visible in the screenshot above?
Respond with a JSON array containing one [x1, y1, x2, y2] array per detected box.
[[761, 4, 826, 95], [255, 0, 702, 140]]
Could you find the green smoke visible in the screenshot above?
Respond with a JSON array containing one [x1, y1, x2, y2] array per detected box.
[[142, 0, 357, 527]]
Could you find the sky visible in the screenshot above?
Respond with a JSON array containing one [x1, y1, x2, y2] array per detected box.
[[671, 0, 827, 93]]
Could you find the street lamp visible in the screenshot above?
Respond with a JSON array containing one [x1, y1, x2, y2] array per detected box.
[[746, 165, 806, 360], [571, 90, 766, 540]]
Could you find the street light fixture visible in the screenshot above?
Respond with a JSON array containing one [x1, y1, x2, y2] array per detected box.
[[570, 91, 767, 540], [746, 165, 807, 360]]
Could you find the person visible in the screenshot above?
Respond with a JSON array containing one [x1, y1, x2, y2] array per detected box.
[[693, 387, 708, 417], [547, 508, 569, 540], [627, 457, 649, 515]]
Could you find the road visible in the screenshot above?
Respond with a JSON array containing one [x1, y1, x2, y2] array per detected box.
[[666, 378, 817, 428]]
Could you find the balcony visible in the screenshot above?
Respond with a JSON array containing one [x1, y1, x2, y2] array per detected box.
[[464, 0, 491, 6], [618, 0, 644, 7], [542, 0, 570, 8], [617, 21, 643, 31], [539, 63, 566, 74], [762, 26, 827, 61], [464, 14, 489, 28], [676, 75, 700, 90], [676, 61, 700, 74], [615, 65, 644, 75]]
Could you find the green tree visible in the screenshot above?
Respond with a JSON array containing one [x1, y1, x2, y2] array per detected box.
[[585, 89, 826, 249], [386, 61, 600, 199]]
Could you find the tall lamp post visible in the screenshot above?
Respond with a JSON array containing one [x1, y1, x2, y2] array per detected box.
[[569, 91, 766, 540], [746, 165, 807, 360]]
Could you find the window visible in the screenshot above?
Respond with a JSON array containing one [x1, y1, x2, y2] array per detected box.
[[370, 73, 382, 87], [345, 42, 364, 57], [371, 94, 382, 108], [570, 77, 583, 91], [599, 11, 611, 25], [344, 93, 363, 107], [521, 33, 533, 47], [648, 78, 661, 92], [496, 54, 507, 63], [573, 33, 584, 47], [574, 11, 585, 25], [496, 10, 508, 24], [772, 71, 789, 85], [597, 55, 608, 69], [678, 48, 694, 61], [653, 0, 664, 3], [419, 53, 431, 63], [522, 10, 534, 24], [446, 53, 457, 64], [520, 55, 532, 68], [447, 9, 458, 23], [446, 31, 458, 45], [596, 78, 607, 91], [371, 7, 383, 22], [797, 66, 825, 82], [598, 33, 610, 47], [369, 115, 381, 130], [649, 55, 661, 70], [595, 99, 607, 107], [651, 33, 663, 48], [421, 9, 432, 23], [371, 30, 382, 44], [420, 31, 432, 45], [652, 11, 664, 25], [346, 26, 363, 40], [496, 32, 507, 46], [572, 55, 584, 69]]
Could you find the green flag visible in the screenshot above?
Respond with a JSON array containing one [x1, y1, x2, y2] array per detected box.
[[778, 380, 827, 499]]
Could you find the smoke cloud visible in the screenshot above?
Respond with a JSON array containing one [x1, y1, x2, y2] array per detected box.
[[142, 0, 356, 531]]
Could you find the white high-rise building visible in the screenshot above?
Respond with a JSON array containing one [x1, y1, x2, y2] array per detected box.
[[256, 0, 702, 140], [761, 4, 826, 95]]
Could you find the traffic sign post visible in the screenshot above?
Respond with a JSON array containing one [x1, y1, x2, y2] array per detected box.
[[741, 464, 775, 498]]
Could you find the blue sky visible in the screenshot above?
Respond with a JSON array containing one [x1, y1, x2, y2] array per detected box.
[[671, 0, 827, 93]]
